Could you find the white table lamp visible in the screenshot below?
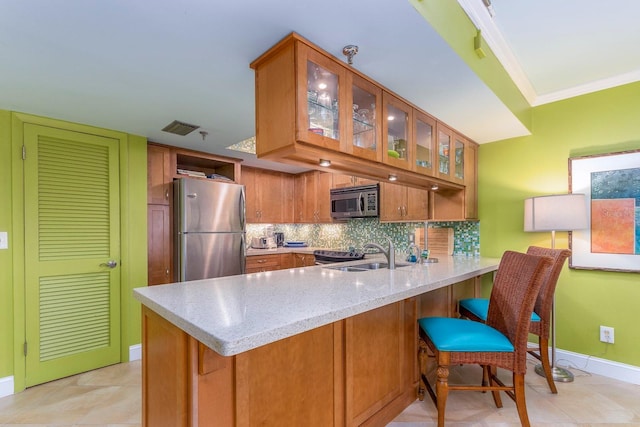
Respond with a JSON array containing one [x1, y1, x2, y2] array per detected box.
[[523, 193, 587, 382]]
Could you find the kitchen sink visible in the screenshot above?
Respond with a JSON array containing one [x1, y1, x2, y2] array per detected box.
[[323, 261, 411, 272]]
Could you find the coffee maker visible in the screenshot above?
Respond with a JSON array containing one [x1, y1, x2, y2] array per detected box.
[[274, 232, 285, 247]]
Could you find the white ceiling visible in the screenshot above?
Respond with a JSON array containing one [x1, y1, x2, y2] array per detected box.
[[2, 0, 639, 172]]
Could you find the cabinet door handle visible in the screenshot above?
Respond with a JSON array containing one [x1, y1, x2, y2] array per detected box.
[[165, 189, 169, 200], [257, 259, 266, 263], [165, 268, 169, 277]]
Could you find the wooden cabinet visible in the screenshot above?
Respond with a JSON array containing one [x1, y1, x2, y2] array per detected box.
[[241, 166, 294, 223], [245, 254, 285, 273], [435, 123, 454, 182], [146, 142, 242, 285], [332, 174, 377, 189], [382, 92, 413, 171], [464, 139, 479, 219], [147, 144, 172, 285], [380, 182, 429, 222], [414, 110, 436, 177], [251, 32, 473, 193], [147, 204, 172, 285], [346, 73, 383, 162], [291, 252, 315, 267], [141, 298, 418, 427], [147, 144, 172, 205], [294, 170, 332, 223], [345, 299, 417, 426]]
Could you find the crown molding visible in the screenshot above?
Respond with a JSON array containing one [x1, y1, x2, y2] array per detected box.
[[533, 68, 640, 106], [457, 0, 640, 108]]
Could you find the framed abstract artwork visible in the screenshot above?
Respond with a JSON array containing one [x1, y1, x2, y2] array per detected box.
[[569, 149, 640, 272]]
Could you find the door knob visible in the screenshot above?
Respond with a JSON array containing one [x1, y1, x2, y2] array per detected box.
[[100, 260, 118, 269]]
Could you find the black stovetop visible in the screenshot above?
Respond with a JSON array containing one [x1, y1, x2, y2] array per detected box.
[[313, 250, 365, 263]]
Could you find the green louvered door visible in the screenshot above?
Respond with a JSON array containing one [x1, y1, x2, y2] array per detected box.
[[23, 124, 121, 387]]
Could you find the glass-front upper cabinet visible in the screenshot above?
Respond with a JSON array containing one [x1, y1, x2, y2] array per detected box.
[[347, 74, 382, 162], [414, 110, 435, 176], [436, 123, 453, 180], [382, 92, 412, 170], [454, 134, 465, 183], [297, 44, 345, 152]]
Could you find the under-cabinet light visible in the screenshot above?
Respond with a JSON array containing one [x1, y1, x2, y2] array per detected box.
[[319, 159, 331, 167], [388, 174, 397, 181], [431, 184, 439, 191]]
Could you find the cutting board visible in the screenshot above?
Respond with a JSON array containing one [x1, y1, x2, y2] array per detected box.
[[415, 227, 454, 255]]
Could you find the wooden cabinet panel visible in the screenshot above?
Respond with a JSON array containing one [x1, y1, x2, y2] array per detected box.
[[464, 140, 478, 219], [292, 252, 315, 267], [294, 170, 332, 223], [346, 303, 403, 424], [405, 186, 429, 221], [380, 182, 429, 222], [142, 308, 192, 427], [235, 323, 341, 426], [148, 144, 172, 205], [294, 172, 316, 223], [331, 174, 376, 189], [245, 254, 282, 273], [241, 166, 294, 223], [345, 299, 418, 426], [147, 204, 172, 285]]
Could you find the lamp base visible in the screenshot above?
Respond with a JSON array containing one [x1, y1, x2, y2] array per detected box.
[[535, 364, 574, 382]]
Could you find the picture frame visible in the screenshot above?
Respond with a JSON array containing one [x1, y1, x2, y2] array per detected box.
[[569, 149, 640, 272]]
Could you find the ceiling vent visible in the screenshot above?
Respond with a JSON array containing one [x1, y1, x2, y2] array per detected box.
[[162, 120, 200, 136]]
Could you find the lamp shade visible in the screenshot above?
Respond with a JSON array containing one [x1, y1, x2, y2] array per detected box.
[[524, 194, 588, 232]]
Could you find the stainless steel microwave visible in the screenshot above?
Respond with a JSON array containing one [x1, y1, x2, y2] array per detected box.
[[330, 184, 379, 219]]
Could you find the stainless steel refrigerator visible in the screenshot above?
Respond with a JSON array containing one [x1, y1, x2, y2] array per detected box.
[[174, 178, 245, 281]]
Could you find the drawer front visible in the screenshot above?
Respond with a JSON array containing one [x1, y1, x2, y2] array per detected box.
[[246, 254, 281, 272]]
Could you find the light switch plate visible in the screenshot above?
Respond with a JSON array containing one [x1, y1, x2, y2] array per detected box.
[[0, 231, 8, 249]]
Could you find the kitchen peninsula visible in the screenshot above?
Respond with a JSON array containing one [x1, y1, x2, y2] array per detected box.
[[134, 255, 499, 426]]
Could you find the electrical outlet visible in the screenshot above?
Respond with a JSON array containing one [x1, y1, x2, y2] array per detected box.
[[600, 325, 614, 344], [408, 233, 415, 244]]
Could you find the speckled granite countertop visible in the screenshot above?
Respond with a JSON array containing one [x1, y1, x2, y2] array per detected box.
[[133, 255, 499, 357]]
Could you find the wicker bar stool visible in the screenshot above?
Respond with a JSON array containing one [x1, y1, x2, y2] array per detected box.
[[417, 251, 552, 427], [458, 246, 571, 393]]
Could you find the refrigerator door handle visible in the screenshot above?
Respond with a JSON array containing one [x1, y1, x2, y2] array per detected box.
[[240, 188, 246, 229]]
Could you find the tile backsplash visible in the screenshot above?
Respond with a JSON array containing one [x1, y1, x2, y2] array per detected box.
[[247, 219, 480, 256]]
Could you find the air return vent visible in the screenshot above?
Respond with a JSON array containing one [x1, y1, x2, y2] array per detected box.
[[162, 120, 200, 136]]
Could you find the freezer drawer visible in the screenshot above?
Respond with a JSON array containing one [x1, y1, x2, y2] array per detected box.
[[178, 233, 245, 281]]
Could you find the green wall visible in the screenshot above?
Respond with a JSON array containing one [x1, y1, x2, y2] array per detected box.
[[479, 82, 640, 367], [0, 110, 148, 389], [0, 110, 13, 378]]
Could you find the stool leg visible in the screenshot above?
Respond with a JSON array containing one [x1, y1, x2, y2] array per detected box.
[[513, 373, 531, 427], [435, 365, 449, 427], [417, 340, 428, 401], [489, 365, 503, 408], [538, 337, 558, 394]]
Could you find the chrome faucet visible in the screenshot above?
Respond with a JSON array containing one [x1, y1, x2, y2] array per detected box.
[[363, 238, 395, 269]]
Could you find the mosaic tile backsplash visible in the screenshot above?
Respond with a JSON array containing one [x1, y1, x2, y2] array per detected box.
[[247, 219, 480, 256]]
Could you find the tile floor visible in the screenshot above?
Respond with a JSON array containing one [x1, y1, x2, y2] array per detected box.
[[1, 356, 639, 426]]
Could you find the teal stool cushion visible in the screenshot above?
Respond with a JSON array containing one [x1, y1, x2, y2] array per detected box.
[[459, 298, 540, 322], [418, 317, 514, 352]]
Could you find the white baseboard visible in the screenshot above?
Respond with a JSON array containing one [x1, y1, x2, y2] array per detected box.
[[0, 375, 14, 399], [530, 343, 640, 386], [129, 343, 142, 361]]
